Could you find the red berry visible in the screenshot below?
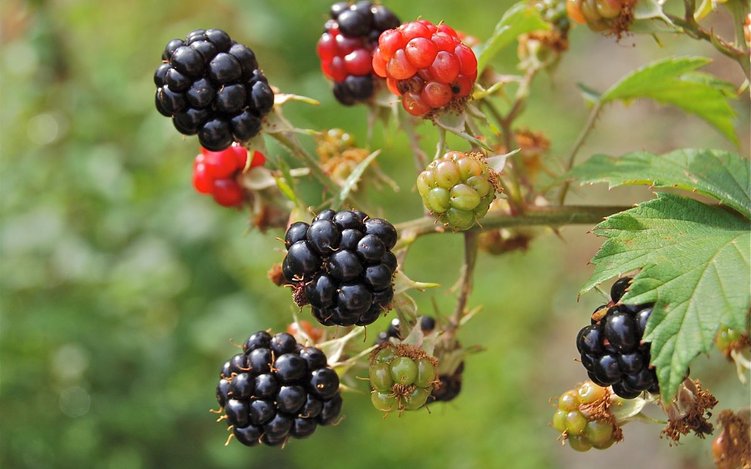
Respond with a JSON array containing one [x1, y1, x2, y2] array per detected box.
[[212, 179, 244, 207], [203, 148, 240, 179], [344, 49, 373, 76], [372, 19, 477, 117], [193, 162, 213, 194], [249, 150, 266, 169]]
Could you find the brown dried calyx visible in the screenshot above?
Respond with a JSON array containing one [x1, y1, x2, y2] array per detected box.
[[661, 379, 718, 444]]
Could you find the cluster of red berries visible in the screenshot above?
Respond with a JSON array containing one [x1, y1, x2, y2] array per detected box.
[[192, 144, 265, 207], [372, 19, 478, 116], [316, 2, 400, 105]]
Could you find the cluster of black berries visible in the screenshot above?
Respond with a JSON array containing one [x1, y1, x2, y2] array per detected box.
[[429, 361, 464, 403], [154, 29, 274, 151], [316, 2, 400, 105], [376, 316, 436, 344], [282, 209, 398, 327], [216, 331, 342, 447], [576, 277, 658, 399]]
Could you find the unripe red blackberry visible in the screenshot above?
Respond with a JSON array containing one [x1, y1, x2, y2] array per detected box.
[[317, 2, 400, 105], [217, 331, 342, 447], [154, 29, 274, 151], [417, 151, 497, 231], [369, 343, 438, 412], [281, 210, 398, 327], [576, 277, 659, 398], [192, 145, 265, 207], [372, 19, 477, 116]]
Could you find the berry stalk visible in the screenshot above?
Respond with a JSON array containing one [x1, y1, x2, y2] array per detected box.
[[445, 231, 479, 342]]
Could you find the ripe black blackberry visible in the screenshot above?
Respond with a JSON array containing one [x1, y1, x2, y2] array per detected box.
[[282, 209, 398, 327], [216, 331, 342, 447], [154, 29, 274, 151], [428, 362, 464, 403], [316, 2, 400, 105], [576, 277, 659, 399]]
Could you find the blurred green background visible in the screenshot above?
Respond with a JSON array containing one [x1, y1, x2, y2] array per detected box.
[[1, 0, 748, 468]]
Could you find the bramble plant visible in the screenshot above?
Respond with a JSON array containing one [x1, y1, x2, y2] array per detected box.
[[152, 0, 750, 464]]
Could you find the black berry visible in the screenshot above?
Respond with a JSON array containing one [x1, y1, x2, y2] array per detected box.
[[217, 331, 342, 447]]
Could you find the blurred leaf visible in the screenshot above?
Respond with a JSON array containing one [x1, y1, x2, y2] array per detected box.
[[598, 56, 737, 143], [476, 2, 549, 73], [571, 148, 751, 218], [581, 193, 751, 401]]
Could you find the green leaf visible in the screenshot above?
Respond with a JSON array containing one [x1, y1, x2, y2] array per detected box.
[[476, 2, 549, 73], [571, 149, 751, 219], [581, 194, 751, 401], [336, 149, 381, 209], [598, 57, 737, 143]]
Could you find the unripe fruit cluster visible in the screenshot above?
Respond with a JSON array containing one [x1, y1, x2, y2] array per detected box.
[[192, 145, 265, 207], [281, 209, 398, 327], [551, 381, 620, 451], [576, 277, 659, 399], [372, 20, 478, 116], [566, 0, 633, 32], [316, 1, 400, 105], [154, 29, 274, 151], [417, 151, 497, 231], [369, 343, 439, 412], [216, 331, 342, 447]]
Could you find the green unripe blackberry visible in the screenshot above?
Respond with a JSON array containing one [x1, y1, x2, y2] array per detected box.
[[368, 343, 438, 413], [550, 381, 622, 452], [417, 151, 497, 231]]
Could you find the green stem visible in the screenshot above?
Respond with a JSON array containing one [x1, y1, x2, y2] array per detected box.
[[557, 101, 604, 205], [269, 132, 366, 211], [446, 231, 479, 341], [395, 204, 629, 244], [402, 116, 429, 173]]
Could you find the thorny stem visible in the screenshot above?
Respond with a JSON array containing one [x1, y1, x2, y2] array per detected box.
[[446, 231, 479, 341], [395, 204, 629, 246], [403, 116, 429, 173], [270, 132, 366, 211], [557, 101, 604, 205]]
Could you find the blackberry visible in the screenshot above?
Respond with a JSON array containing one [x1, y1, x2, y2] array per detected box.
[[216, 331, 342, 447], [281, 210, 398, 327], [376, 316, 436, 344], [428, 361, 464, 403], [369, 343, 438, 412], [417, 151, 497, 231], [154, 29, 274, 151], [316, 2, 400, 105], [372, 19, 478, 116], [576, 277, 658, 398]]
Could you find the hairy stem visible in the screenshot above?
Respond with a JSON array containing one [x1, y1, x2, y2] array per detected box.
[[557, 101, 604, 205], [395, 204, 629, 245], [446, 231, 479, 341]]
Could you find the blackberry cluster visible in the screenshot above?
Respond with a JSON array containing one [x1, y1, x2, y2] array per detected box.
[[193, 144, 265, 207], [372, 19, 478, 116], [369, 343, 438, 412], [154, 28, 274, 151], [428, 361, 464, 403], [282, 209, 398, 326], [566, 0, 633, 33], [216, 331, 342, 447], [417, 151, 497, 231], [576, 277, 658, 399], [316, 2, 400, 105], [376, 316, 436, 344]]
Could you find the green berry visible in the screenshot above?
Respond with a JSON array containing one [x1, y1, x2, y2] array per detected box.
[[371, 391, 397, 412], [552, 409, 567, 432], [567, 435, 592, 452], [585, 420, 614, 447], [565, 411, 588, 436], [369, 362, 393, 392], [373, 347, 396, 364], [390, 356, 418, 385], [403, 387, 431, 410], [557, 390, 580, 411], [415, 358, 436, 388], [417, 151, 496, 231], [577, 381, 607, 405]]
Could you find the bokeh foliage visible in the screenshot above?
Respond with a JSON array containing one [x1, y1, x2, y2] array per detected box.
[[1, 0, 747, 468]]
